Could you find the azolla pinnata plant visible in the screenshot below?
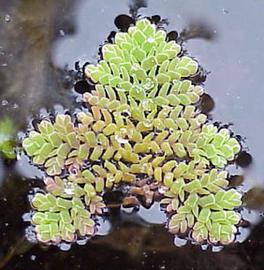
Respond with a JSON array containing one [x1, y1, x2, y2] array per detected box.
[[23, 18, 242, 245]]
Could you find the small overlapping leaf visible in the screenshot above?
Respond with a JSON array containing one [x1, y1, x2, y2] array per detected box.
[[22, 116, 75, 175], [191, 124, 241, 168], [86, 19, 198, 92], [31, 193, 95, 242], [164, 169, 242, 245], [198, 189, 242, 210], [192, 210, 240, 244]]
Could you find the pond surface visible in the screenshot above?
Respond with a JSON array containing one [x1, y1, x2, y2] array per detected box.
[[1, 0, 264, 269]]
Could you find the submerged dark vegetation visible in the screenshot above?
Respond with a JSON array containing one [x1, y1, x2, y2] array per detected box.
[[20, 15, 246, 248]]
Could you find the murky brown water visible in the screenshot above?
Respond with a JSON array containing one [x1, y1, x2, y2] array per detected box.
[[1, 0, 264, 269]]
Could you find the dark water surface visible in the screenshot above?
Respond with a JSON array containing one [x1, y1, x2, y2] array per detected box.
[[1, 0, 264, 269]]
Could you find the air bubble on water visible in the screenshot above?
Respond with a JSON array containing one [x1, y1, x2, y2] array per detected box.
[[63, 181, 75, 195], [236, 227, 250, 243], [174, 236, 187, 247], [76, 238, 89, 245], [212, 245, 224, 252], [143, 251, 148, 258], [147, 37, 155, 43], [131, 64, 139, 71], [1, 100, 8, 106], [22, 212, 32, 222], [121, 206, 134, 214], [201, 244, 208, 250], [4, 14, 11, 22], [25, 227, 38, 243], [158, 186, 168, 194], [59, 242, 71, 251], [30, 255, 36, 261], [96, 217, 111, 235], [0, 46, 4, 55], [115, 134, 128, 144], [59, 29, 65, 36]]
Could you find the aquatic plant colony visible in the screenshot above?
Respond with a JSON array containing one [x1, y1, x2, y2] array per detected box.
[[22, 18, 242, 246]]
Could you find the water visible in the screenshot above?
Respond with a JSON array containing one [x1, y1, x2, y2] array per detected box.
[[1, 0, 264, 269]]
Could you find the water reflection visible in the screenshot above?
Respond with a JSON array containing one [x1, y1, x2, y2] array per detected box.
[[0, 0, 79, 124]]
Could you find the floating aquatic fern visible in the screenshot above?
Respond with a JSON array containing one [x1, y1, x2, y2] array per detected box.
[[23, 18, 243, 246], [86, 19, 198, 90], [31, 193, 95, 242], [161, 169, 241, 244]]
